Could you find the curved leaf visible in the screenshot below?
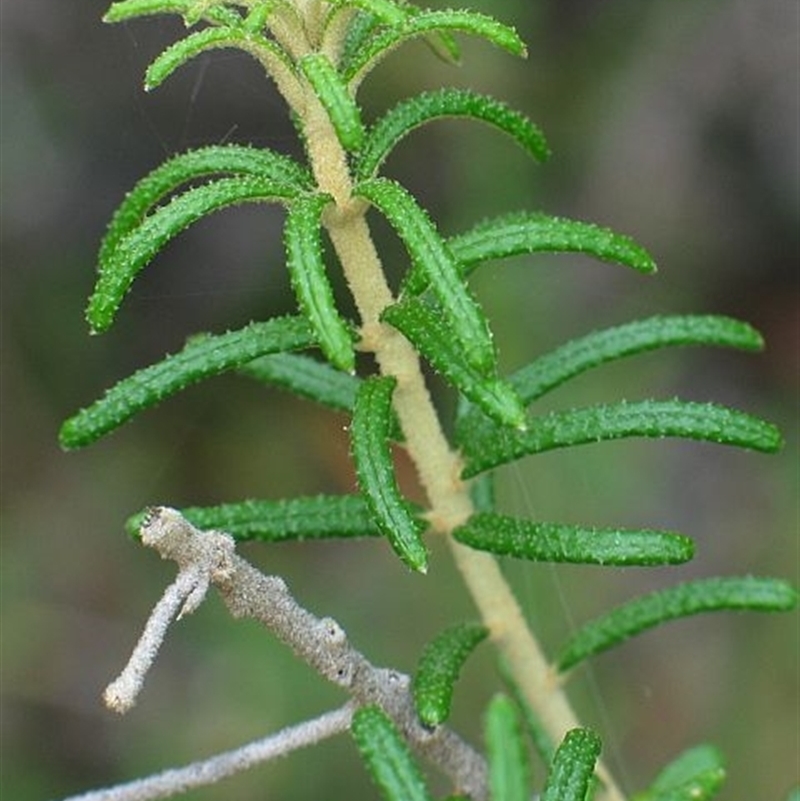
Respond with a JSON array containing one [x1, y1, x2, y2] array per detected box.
[[485, 694, 530, 801], [103, 0, 192, 23], [299, 53, 365, 151], [60, 316, 315, 449], [351, 705, 432, 801], [284, 193, 356, 372], [557, 576, 797, 672], [413, 622, 488, 727], [448, 210, 656, 277], [541, 728, 601, 801], [460, 400, 783, 478], [88, 175, 300, 333], [356, 178, 496, 374], [633, 744, 725, 801], [99, 145, 312, 268], [351, 376, 428, 572], [357, 88, 549, 181], [344, 9, 527, 86], [382, 298, 525, 429], [453, 513, 694, 567]]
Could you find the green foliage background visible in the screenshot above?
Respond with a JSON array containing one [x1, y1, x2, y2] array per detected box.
[[2, 1, 797, 798]]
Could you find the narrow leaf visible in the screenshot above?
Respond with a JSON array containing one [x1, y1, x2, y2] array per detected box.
[[88, 175, 300, 333], [453, 513, 694, 567], [557, 577, 797, 672], [356, 178, 496, 374], [633, 744, 725, 801], [103, 0, 191, 23], [344, 10, 527, 85], [351, 376, 428, 572], [125, 494, 382, 540], [541, 728, 601, 801], [357, 88, 549, 181], [299, 53, 365, 151], [461, 400, 783, 478], [413, 622, 488, 727], [448, 211, 656, 278], [60, 316, 315, 449], [284, 193, 355, 372], [99, 145, 312, 268], [351, 705, 433, 801], [382, 298, 525, 429], [485, 694, 530, 801]]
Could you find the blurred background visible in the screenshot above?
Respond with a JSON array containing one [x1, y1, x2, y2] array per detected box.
[[2, 0, 797, 798]]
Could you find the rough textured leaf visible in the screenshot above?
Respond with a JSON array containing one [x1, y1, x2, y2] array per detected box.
[[448, 211, 656, 277], [541, 728, 601, 801], [284, 193, 355, 372], [413, 623, 488, 727], [103, 0, 192, 23], [382, 298, 525, 429], [299, 53, 365, 151], [633, 745, 726, 801], [60, 316, 315, 449], [453, 513, 694, 567], [344, 9, 527, 85], [485, 694, 530, 801], [99, 145, 311, 268], [351, 705, 433, 801], [88, 175, 300, 333], [351, 376, 428, 572], [460, 400, 783, 478], [356, 88, 549, 181], [125, 494, 382, 540], [356, 178, 496, 374], [557, 577, 797, 672]]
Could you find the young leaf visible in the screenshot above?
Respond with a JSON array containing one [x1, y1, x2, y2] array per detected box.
[[344, 9, 527, 86], [88, 175, 301, 333], [448, 211, 656, 278], [412, 622, 488, 727], [541, 728, 601, 801], [356, 88, 549, 181], [60, 316, 315, 449], [485, 694, 530, 801], [351, 376, 428, 572], [632, 744, 726, 801], [556, 576, 797, 672], [125, 494, 382, 541], [351, 705, 433, 801], [356, 178, 496, 374], [452, 513, 694, 567], [284, 193, 356, 372], [103, 0, 192, 23], [381, 298, 525, 429], [324, 0, 407, 29], [460, 399, 783, 478], [239, 352, 361, 412], [99, 144, 312, 268], [298, 53, 365, 151]]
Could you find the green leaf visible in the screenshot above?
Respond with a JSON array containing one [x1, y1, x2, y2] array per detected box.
[[344, 9, 527, 86], [125, 494, 382, 540], [448, 211, 656, 278], [460, 400, 783, 478], [351, 705, 433, 801], [453, 513, 694, 567], [412, 622, 488, 727], [785, 789, 800, 801], [382, 298, 525, 429], [485, 694, 530, 801], [59, 316, 315, 449], [239, 352, 361, 412], [356, 88, 549, 181], [557, 577, 797, 672], [99, 145, 311, 269], [356, 178, 496, 374], [541, 729, 601, 801], [323, 0, 407, 34], [103, 0, 191, 23], [351, 376, 428, 572], [88, 175, 299, 333], [633, 744, 726, 801], [284, 193, 356, 372], [298, 53, 365, 151]]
